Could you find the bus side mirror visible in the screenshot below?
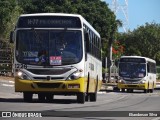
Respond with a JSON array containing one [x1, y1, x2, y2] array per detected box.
[[10, 31, 14, 43]]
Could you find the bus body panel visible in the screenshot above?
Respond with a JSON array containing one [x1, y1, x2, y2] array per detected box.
[[118, 73, 156, 90], [12, 13, 102, 102], [84, 53, 102, 91], [15, 77, 86, 93], [15, 76, 102, 93], [118, 83, 147, 90], [118, 56, 156, 92]]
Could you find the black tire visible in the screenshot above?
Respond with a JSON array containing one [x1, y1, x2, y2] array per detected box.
[[90, 76, 98, 102], [127, 89, 133, 93], [23, 92, 33, 102], [144, 82, 149, 93], [46, 94, 53, 102], [85, 73, 90, 102], [90, 93, 97, 102], [85, 94, 89, 101], [150, 82, 154, 93], [150, 89, 153, 93], [144, 89, 148, 93], [77, 93, 85, 104], [122, 88, 125, 92], [113, 87, 120, 92], [38, 93, 46, 102]]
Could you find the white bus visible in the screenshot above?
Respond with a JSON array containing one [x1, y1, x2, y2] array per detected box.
[[10, 13, 102, 103], [118, 56, 156, 93]]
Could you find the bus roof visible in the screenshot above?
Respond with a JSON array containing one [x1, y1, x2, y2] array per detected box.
[[20, 13, 82, 17], [120, 56, 156, 63], [19, 13, 100, 38]]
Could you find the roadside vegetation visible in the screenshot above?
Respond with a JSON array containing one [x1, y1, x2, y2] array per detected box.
[[0, 0, 160, 76]]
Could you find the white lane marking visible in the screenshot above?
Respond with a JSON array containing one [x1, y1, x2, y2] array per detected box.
[[2, 84, 14, 87], [0, 80, 14, 87], [97, 91, 106, 94], [156, 84, 160, 88], [8, 81, 14, 83], [151, 117, 160, 120], [0, 80, 15, 83]]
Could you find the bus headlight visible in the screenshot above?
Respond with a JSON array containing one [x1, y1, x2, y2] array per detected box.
[[17, 71, 31, 80], [140, 80, 146, 84], [118, 80, 122, 83], [118, 79, 125, 84], [67, 69, 83, 80]]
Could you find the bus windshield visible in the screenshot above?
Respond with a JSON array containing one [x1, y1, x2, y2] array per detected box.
[[119, 63, 146, 78], [16, 30, 82, 66]]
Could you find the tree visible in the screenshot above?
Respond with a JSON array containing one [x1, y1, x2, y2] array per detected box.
[[119, 22, 160, 64], [0, 0, 120, 75], [18, 0, 122, 82], [18, 0, 117, 56], [112, 41, 124, 59], [0, 0, 21, 39]]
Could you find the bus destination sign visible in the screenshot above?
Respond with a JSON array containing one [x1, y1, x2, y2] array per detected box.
[[120, 58, 146, 63], [17, 16, 81, 28]]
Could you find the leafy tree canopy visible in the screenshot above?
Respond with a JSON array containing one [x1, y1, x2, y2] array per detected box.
[[18, 0, 117, 57], [0, 0, 21, 38], [0, 0, 121, 63], [118, 22, 160, 64]]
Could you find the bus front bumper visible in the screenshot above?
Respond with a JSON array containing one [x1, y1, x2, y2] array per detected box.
[[117, 83, 147, 90], [15, 77, 86, 93]]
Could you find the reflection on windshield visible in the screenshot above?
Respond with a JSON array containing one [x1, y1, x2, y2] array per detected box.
[[119, 63, 146, 78], [16, 30, 82, 66]]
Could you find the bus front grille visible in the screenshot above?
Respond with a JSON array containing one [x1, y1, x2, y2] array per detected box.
[[27, 68, 71, 75], [36, 83, 61, 88], [126, 85, 138, 87], [33, 77, 64, 80]]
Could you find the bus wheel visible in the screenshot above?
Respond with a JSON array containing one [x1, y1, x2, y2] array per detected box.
[[113, 87, 120, 92], [121, 88, 125, 92], [144, 82, 149, 93], [144, 89, 148, 93], [38, 93, 45, 102], [90, 76, 98, 102], [77, 93, 85, 104], [127, 89, 133, 93], [46, 94, 53, 102], [150, 89, 153, 93], [85, 94, 89, 101], [23, 92, 33, 102], [130, 89, 133, 93], [90, 92, 97, 102], [85, 73, 90, 102], [150, 82, 154, 93]]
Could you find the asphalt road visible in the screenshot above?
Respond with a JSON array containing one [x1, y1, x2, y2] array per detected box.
[[0, 79, 160, 120]]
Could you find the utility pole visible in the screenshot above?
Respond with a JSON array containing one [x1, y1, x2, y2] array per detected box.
[[108, 40, 113, 83], [112, 0, 128, 32], [106, 0, 128, 82]]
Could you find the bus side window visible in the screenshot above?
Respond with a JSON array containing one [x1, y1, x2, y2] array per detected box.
[[85, 32, 89, 52], [84, 32, 89, 61]]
